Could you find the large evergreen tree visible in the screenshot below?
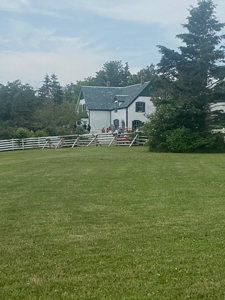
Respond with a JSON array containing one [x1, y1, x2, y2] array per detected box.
[[145, 0, 225, 152], [50, 73, 63, 105], [38, 73, 63, 106], [38, 74, 51, 101]]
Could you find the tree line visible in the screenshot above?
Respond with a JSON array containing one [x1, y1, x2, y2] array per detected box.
[[1, 0, 225, 152]]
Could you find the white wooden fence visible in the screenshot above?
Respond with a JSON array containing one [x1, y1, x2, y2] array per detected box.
[[0, 136, 60, 152], [0, 133, 148, 152]]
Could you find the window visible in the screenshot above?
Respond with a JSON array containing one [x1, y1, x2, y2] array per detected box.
[[114, 98, 118, 113], [113, 119, 119, 129], [135, 102, 145, 112]]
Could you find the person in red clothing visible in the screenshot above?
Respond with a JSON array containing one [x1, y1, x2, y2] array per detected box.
[[101, 127, 106, 133]]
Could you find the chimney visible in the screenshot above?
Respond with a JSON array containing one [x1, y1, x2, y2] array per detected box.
[[106, 81, 110, 87], [141, 76, 145, 85]]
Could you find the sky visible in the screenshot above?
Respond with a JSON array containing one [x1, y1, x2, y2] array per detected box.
[[0, 0, 225, 89]]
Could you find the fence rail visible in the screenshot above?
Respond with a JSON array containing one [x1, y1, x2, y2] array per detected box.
[[0, 136, 60, 152], [0, 133, 148, 152]]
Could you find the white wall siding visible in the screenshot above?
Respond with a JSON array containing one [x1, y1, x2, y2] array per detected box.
[[128, 96, 155, 129], [111, 109, 127, 128], [90, 110, 111, 132], [85, 97, 155, 132]]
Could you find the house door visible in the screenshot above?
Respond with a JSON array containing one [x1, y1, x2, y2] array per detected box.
[[113, 119, 119, 129]]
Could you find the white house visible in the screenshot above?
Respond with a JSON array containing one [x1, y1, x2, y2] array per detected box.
[[76, 77, 155, 132]]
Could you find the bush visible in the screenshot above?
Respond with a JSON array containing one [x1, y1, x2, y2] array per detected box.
[[166, 127, 225, 153], [14, 128, 32, 139], [74, 127, 85, 135], [34, 130, 48, 137], [166, 127, 192, 152], [44, 126, 58, 136], [0, 126, 15, 140], [56, 127, 70, 136]]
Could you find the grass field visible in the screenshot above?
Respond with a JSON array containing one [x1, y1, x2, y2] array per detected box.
[[1, 146, 225, 299]]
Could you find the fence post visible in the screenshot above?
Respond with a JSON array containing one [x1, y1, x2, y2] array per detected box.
[[115, 134, 118, 146], [137, 133, 140, 146]]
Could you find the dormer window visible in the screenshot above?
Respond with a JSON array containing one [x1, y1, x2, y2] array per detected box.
[[114, 96, 118, 113]]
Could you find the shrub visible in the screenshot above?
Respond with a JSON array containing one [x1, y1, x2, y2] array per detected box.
[[166, 127, 192, 152], [44, 126, 58, 136], [34, 130, 48, 137], [0, 127, 15, 140], [74, 127, 85, 135], [56, 127, 69, 136], [166, 127, 225, 153], [14, 128, 32, 139]]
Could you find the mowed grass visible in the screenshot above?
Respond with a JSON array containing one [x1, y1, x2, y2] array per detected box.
[[1, 147, 225, 300]]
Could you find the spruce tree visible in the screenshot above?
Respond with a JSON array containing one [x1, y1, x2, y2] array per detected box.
[[38, 74, 51, 100], [38, 73, 63, 106], [50, 73, 63, 105], [146, 0, 225, 152]]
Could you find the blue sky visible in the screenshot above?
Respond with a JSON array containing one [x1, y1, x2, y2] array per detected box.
[[0, 0, 224, 88]]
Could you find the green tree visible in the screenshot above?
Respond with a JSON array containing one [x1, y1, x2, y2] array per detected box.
[[0, 84, 11, 122], [50, 73, 63, 105], [0, 80, 38, 128], [145, 0, 225, 152], [38, 74, 51, 102], [10, 83, 38, 128], [54, 101, 78, 128], [128, 64, 157, 85], [94, 61, 131, 87], [38, 73, 63, 106], [32, 100, 79, 135], [63, 82, 82, 103]]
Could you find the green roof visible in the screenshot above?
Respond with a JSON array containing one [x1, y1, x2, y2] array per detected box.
[[79, 82, 151, 110]]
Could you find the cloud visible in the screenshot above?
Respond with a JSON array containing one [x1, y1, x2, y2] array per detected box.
[[0, 0, 29, 13], [72, 0, 225, 25], [0, 49, 108, 87], [0, 15, 111, 86], [2, 0, 225, 25], [30, 0, 225, 25]]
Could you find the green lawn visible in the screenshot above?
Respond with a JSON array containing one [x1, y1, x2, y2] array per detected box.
[[1, 146, 225, 299]]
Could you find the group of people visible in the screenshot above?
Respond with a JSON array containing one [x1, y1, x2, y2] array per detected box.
[[101, 126, 112, 133], [101, 126, 131, 135], [74, 122, 91, 132], [75, 122, 139, 134]]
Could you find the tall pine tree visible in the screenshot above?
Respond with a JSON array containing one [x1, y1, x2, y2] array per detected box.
[[146, 0, 225, 152], [50, 74, 63, 105], [38, 73, 63, 106], [38, 74, 51, 101]]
